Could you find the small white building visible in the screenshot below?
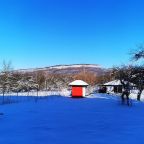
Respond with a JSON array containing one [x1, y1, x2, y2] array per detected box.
[[69, 80, 89, 97], [103, 80, 136, 93], [104, 80, 123, 93]]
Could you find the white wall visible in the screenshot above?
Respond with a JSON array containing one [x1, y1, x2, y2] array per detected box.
[[83, 87, 86, 96]]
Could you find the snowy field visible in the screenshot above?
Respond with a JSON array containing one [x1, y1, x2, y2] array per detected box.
[[0, 94, 144, 144]]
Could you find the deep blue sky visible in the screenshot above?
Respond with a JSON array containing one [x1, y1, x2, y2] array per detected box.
[[0, 0, 144, 69]]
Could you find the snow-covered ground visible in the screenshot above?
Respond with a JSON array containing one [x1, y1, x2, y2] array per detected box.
[[0, 94, 144, 144], [0, 90, 71, 97], [105, 90, 144, 101], [1, 89, 144, 101], [103, 80, 144, 100], [130, 90, 144, 100]]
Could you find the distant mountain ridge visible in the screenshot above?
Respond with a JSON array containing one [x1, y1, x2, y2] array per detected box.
[[15, 64, 107, 75]]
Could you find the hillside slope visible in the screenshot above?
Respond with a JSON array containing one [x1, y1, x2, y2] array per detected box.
[[15, 64, 107, 75]]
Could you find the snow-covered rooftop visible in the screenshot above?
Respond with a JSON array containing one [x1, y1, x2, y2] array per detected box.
[[69, 80, 89, 86], [104, 80, 135, 86], [104, 80, 122, 86]]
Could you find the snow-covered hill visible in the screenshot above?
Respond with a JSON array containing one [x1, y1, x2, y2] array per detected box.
[[14, 64, 106, 75]]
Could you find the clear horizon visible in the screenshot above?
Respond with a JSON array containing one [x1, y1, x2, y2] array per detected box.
[[0, 0, 144, 69]]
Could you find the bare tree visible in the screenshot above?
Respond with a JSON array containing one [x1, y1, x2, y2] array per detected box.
[[131, 44, 144, 61], [112, 65, 134, 105], [130, 44, 144, 100], [112, 65, 144, 101], [73, 71, 98, 86], [0, 61, 13, 103], [130, 66, 144, 101], [46, 74, 73, 91], [33, 71, 46, 90], [112, 65, 134, 85]]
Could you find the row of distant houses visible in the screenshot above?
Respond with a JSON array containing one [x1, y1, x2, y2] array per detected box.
[[99, 80, 125, 93], [99, 80, 137, 94], [69, 79, 137, 98]]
